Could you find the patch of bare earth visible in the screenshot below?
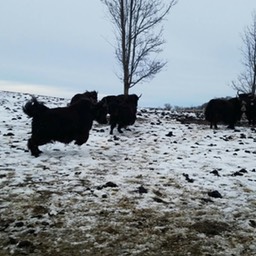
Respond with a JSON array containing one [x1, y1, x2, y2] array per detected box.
[[0, 177, 255, 256]]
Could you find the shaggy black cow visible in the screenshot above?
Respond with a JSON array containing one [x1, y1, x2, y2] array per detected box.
[[238, 93, 256, 125], [23, 97, 108, 157], [205, 97, 246, 129], [101, 94, 140, 134], [70, 90, 98, 105]]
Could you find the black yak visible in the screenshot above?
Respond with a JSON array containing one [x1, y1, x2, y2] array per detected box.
[[23, 97, 107, 157], [204, 97, 246, 129], [101, 94, 140, 134]]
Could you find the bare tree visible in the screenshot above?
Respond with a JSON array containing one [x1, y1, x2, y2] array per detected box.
[[101, 0, 177, 95], [232, 12, 256, 94]]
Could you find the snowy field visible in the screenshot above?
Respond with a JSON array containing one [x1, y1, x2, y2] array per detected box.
[[0, 90, 256, 256]]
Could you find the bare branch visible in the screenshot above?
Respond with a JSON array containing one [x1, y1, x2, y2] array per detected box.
[[101, 0, 177, 94], [232, 11, 256, 94]]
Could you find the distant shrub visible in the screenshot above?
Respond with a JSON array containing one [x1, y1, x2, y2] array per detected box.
[[164, 103, 172, 110]]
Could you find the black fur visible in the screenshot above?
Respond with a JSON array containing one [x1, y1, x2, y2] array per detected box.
[[23, 97, 107, 157], [101, 94, 140, 134], [205, 97, 245, 129]]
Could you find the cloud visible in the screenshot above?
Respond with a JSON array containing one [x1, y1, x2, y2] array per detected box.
[[0, 1, 255, 107]]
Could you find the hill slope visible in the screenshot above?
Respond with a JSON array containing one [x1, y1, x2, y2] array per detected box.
[[0, 91, 256, 256]]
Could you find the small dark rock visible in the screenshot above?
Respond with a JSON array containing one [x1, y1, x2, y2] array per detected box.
[[239, 168, 248, 173], [14, 221, 24, 228], [41, 221, 49, 226], [27, 229, 36, 234], [182, 173, 195, 183], [240, 133, 246, 139], [104, 181, 118, 188], [153, 189, 163, 197], [152, 197, 168, 204], [138, 185, 148, 194], [210, 170, 220, 177], [32, 214, 43, 219], [208, 190, 222, 198], [3, 132, 14, 136], [113, 136, 119, 141], [98, 181, 118, 190], [249, 220, 256, 228], [166, 131, 174, 137], [232, 168, 248, 176], [233, 171, 244, 176], [201, 198, 214, 203]]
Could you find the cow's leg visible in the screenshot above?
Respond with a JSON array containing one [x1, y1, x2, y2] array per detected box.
[[227, 123, 235, 129], [117, 124, 123, 133], [110, 123, 116, 135], [252, 117, 256, 125], [75, 133, 89, 146], [28, 138, 42, 157], [210, 122, 217, 129]]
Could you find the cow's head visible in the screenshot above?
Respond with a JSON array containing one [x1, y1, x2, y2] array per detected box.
[[94, 100, 108, 124], [84, 90, 98, 103], [241, 100, 247, 112], [238, 92, 256, 110]]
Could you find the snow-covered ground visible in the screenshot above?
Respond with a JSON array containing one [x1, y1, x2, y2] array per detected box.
[[0, 90, 256, 256]]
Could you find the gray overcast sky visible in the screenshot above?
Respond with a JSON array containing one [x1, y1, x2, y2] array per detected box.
[[0, 0, 255, 107]]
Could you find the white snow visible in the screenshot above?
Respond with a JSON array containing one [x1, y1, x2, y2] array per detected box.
[[0, 90, 256, 255]]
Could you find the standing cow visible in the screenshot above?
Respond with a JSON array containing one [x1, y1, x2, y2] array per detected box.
[[23, 97, 107, 157], [204, 97, 246, 129], [101, 94, 140, 134]]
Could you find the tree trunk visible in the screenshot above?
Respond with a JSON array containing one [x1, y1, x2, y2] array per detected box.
[[120, 0, 130, 96], [124, 83, 129, 95], [252, 74, 256, 94]]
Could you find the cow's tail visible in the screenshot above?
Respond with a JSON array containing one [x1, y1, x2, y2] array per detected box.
[[204, 101, 213, 121], [23, 97, 49, 118]]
